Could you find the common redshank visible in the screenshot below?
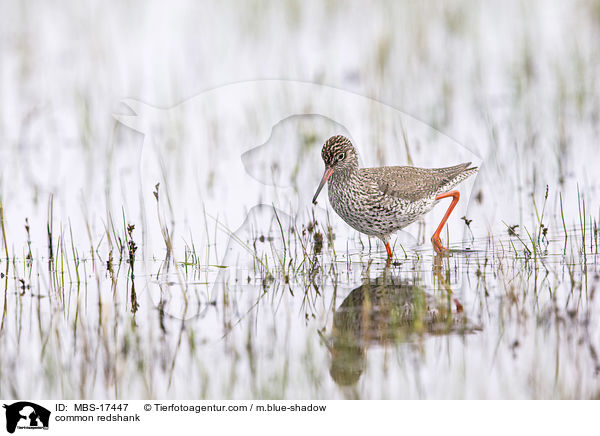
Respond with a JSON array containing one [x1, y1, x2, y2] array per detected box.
[[312, 135, 478, 258]]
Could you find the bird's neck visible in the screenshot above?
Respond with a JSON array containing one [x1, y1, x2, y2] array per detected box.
[[330, 164, 360, 186]]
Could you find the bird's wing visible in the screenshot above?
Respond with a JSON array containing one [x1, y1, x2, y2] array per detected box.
[[367, 163, 475, 202]]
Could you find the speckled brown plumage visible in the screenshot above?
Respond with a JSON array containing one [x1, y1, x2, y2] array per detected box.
[[312, 135, 478, 256]]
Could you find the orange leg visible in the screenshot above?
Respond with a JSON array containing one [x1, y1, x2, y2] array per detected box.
[[384, 241, 393, 258], [431, 190, 460, 253]]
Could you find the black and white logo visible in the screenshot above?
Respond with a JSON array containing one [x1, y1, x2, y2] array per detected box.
[[2, 402, 50, 433]]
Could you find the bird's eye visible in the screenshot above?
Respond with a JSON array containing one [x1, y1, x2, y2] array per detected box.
[[337, 152, 345, 161]]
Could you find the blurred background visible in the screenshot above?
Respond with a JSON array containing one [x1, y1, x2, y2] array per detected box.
[[1, 0, 599, 248], [1, 1, 600, 399]]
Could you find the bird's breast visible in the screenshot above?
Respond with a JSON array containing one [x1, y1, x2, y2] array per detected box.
[[327, 177, 421, 237]]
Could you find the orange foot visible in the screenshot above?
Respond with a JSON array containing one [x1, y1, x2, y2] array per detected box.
[[453, 298, 463, 313], [431, 236, 449, 254]]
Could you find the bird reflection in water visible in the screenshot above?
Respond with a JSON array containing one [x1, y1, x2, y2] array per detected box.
[[326, 274, 478, 386]]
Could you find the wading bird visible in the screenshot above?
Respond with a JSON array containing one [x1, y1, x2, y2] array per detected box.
[[312, 135, 477, 259]]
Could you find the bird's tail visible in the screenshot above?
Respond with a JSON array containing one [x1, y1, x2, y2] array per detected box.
[[437, 162, 478, 194]]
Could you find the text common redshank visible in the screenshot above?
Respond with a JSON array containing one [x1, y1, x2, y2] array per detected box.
[[312, 135, 478, 258]]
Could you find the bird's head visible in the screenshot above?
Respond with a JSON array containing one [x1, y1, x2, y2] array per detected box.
[[312, 135, 358, 204]]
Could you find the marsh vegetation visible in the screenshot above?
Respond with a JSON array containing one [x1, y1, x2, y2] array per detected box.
[[1, 1, 600, 399]]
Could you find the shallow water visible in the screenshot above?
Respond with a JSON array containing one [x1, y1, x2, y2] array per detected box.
[[2, 224, 599, 399], [1, 1, 600, 399]]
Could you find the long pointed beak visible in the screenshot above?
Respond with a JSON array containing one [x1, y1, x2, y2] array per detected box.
[[312, 167, 334, 204]]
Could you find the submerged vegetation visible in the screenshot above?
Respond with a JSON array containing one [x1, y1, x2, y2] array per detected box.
[[0, 184, 599, 398], [1, 1, 600, 399]]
